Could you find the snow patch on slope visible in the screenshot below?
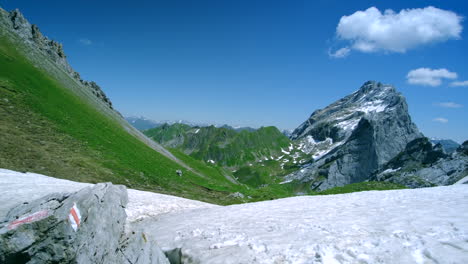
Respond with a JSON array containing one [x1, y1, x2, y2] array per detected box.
[[0, 169, 216, 221], [356, 99, 386, 114]]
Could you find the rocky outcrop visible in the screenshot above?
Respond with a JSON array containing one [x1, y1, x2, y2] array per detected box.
[[459, 140, 468, 156], [0, 183, 169, 264], [0, 8, 114, 110], [430, 138, 460, 154], [285, 81, 422, 190], [372, 138, 468, 188]]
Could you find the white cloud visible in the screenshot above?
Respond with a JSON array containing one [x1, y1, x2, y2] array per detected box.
[[334, 6, 462, 56], [435, 102, 463, 108], [79, 38, 92, 45], [450, 80, 468, 87], [433, 117, 448, 123], [407, 68, 457, 86], [329, 47, 351, 58]]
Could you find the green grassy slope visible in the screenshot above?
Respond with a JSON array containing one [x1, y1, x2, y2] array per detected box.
[[144, 124, 300, 187], [144, 124, 291, 167], [0, 36, 249, 204]]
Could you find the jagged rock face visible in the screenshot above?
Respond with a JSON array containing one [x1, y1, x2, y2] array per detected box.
[[286, 81, 422, 190], [372, 137, 468, 188], [0, 183, 169, 264], [0, 8, 114, 110], [6, 9, 71, 73]]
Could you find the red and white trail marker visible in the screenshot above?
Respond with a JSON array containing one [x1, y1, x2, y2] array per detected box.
[[7, 210, 50, 230], [68, 203, 81, 232]]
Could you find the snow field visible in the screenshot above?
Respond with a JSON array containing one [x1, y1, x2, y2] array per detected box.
[[1, 168, 468, 263]]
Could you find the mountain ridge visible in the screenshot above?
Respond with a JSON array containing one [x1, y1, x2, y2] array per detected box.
[[125, 116, 258, 132]]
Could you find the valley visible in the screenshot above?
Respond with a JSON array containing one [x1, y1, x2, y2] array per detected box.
[[0, 4, 467, 264]]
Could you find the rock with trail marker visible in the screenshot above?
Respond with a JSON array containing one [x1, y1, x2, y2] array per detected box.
[[0, 183, 169, 263]]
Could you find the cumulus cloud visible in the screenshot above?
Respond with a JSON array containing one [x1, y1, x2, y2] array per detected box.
[[328, 47, 351, 58], [450, 80, 468, 87], [435, 102, 463, 108], [79, 38, 92, 45], [332, 6, 462, 56], [433, 117, 448, 123], [407, 68, 457, 86]]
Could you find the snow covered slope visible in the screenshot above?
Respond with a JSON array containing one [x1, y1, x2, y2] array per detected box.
[[0, 169, 216, 221], [1, 168, 467, 263], [139, 187, 468, 263]]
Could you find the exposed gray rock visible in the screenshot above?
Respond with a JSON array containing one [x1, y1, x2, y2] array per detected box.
[[0, 183, 169, 264], [228, 192, 245, 199], [0, 7, 114, 110], [118, 231, 169, 264], [286, 81, 422, 190], [372, 138, 468, 188]]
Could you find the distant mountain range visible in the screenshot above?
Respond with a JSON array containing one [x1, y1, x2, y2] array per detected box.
[[125, 116, 257, 132]]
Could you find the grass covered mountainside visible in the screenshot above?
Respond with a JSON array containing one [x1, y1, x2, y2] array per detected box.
[[144, 124, 290, 167], [144, 124, 304, 187], [0, 35, 239, 203]]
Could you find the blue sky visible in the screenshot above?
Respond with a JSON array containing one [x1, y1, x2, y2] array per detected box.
[[2, 0, 467, 142]]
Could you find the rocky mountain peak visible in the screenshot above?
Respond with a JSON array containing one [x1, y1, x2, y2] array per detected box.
[[290, 81, 413, 145], [285, 81, 422, 191], [358, 80, 394, 94]]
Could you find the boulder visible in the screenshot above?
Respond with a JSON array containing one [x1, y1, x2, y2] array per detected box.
[[0, 183, 169, 264]]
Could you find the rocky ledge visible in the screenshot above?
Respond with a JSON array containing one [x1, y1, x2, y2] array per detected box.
[[372, 138, 468, 188]]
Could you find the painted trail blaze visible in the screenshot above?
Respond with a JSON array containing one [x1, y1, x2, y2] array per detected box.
[[68, 203, 81, 231], [7, 210, 50, 230]]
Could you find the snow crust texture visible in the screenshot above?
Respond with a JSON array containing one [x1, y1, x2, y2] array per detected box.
[[137, 187, 468, 264]]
